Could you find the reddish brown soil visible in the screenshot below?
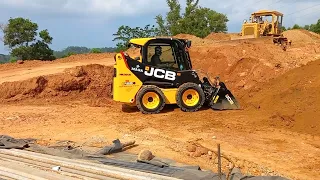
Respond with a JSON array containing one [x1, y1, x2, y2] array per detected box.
[[241, 59, 320, 136], [205, 32, 231, 41], [283, 29, 320, 43], [189, 39, 320, 94], [0, 64, 114, 107], [0, 29, 320, 180]]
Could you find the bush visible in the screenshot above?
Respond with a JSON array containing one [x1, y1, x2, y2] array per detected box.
[[10, 56, 17, 63], [90, 48, 102, 53], [62, 52, 76, 58]]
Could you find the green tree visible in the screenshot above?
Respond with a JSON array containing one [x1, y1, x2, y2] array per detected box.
[[62, 52, 76, 58], [2, 17, 55, 60], [281, 26, 287, 32], [159, 0, 182, 35], [292, 24, 302, 29], [155, 15, 169, 36], [309, 19, 320, 33], [155, 0, 228, 38], [112, 24, 160, 52], [112, 0, 228, 51], [90, 48, 102, 53], [0, 23, 5, 42], [9, 56, 17, 63], [304, 25, 310, 30]]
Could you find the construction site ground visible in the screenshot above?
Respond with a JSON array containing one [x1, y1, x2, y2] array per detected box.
[[0, 29, 320, 180]]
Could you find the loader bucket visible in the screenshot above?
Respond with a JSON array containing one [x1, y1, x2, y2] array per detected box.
[[210, 82, 240, 110]]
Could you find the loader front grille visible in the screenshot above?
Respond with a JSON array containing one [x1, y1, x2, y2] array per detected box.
[[244, 27, 255, 36]]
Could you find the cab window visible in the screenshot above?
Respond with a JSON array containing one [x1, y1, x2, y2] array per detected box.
[[146, 42, 180, 70]]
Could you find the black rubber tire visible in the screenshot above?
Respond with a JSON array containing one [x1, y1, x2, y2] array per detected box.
[[136, 85, 166, 114], [176, 82, 205, 112]]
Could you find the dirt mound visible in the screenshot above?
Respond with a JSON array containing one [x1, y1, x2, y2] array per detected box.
[[57, 52, 115, 63], [174, 33, 199, 40], [189, 40, 320, 93], [205, 33, 231, 41], [241, 59, 320, 135], [0, 52, 115, 72], [283, 29, 320, 43], [173, 34, 210, 45], [0, 64, 114, 106]]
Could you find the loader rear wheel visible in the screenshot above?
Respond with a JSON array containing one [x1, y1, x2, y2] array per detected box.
[[176, 83, 205, 112], [136, 85, 166, 114]]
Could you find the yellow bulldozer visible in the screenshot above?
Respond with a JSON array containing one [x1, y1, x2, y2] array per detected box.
[[240, 10, 291, 50]]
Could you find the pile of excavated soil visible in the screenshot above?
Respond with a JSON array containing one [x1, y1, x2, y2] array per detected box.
[[205, 32, 231, 41], [240, 59, 320, 135], [174, 33, 200, 40], [0, 64, 114, 107], [173, 34, 212, 45], [57, 53, 115, 63], [283, 29, 320, 43], [0, 53, 115, 71], [189, 39, 320, 94]]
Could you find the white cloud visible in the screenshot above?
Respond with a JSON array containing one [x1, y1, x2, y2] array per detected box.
[[0, 0, 168, 18], [0, 0, 319, 29]]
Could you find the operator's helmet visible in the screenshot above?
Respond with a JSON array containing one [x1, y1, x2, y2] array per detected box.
[[155, 46, 162, 55]]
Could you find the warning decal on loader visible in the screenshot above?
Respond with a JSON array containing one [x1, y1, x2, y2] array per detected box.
[[225, 94, 234, 105], [213, 95, 219, 104]]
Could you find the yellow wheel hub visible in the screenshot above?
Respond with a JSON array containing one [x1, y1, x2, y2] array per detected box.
[[182, 89, 200, 107], [142, 92, 160, 110]]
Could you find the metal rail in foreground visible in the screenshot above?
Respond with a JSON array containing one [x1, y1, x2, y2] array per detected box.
[[0, 149, 180, 180]]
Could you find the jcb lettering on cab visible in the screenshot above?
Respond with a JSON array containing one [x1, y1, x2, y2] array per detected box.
[[144, 67, 176, 81]]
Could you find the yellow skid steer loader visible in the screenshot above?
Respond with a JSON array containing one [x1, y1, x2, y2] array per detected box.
[[112, 38, 240, 114]]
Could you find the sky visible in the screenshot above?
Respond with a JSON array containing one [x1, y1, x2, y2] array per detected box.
[[0, 0, 319, 54]]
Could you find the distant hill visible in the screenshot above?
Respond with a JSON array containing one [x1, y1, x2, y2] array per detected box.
[[0, 46, 117, 64], [54, 46, 117, 58], [0, 54, 10, 64]]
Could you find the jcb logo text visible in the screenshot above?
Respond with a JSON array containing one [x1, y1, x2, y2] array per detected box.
[[144, 67, 176, 81]]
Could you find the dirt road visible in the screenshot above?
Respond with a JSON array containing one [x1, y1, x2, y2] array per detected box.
[[0, 104, 319, 180]]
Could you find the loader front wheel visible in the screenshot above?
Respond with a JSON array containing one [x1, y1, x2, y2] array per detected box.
[[176, 83, 205, 112], [136, 85, 166, 114]]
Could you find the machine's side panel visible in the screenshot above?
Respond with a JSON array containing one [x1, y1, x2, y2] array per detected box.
[[112, 53, 143, 104], [161, 88, 178, 104]]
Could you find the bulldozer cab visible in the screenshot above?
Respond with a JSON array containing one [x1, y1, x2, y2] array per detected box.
[[128, 38, 193, 72], [242, 10, 284, 38]]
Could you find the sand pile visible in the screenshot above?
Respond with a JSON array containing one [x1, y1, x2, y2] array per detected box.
[[283, 29, 320, 43], [205, 32, 231, 41], [240, 59, 320, 135], [0, 64, 114, 106]]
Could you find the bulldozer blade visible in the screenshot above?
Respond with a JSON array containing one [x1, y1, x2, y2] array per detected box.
[[210, 86, 240, 110]]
